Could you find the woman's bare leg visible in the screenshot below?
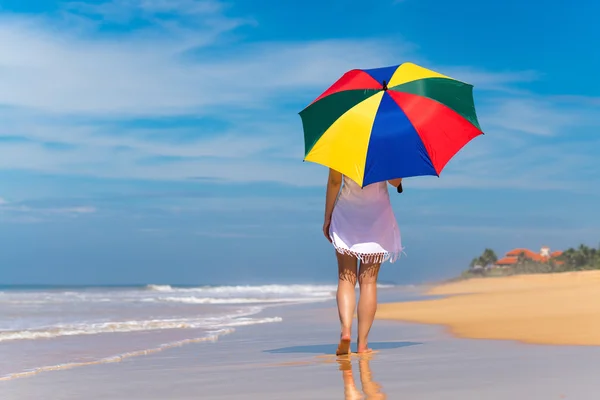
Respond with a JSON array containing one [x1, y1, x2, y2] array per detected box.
[[336, 251, 358, 355], [357, 261, 381, 353]]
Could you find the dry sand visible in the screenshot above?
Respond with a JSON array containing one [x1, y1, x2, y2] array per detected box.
[[377, 270, 600, 346]]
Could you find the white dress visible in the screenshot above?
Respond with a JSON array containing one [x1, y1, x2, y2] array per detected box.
[[329, 176, 403, 264]]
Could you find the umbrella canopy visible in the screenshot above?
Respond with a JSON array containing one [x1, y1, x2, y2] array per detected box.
[[299, 62, 483, 187]]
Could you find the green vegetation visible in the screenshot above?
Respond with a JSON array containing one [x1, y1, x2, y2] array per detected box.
[[461, 243, 600, 279], [560, 245, 600, 270], [469, 248, 498, 269]]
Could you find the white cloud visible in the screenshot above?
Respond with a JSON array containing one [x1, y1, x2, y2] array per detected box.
[[1, 111, 298, 159], [0, 199, 96, 224], [0, 6, 405, 116], [0, 0, 535, 116], [2, 205, 97, 215], [65, 0, 227, 20], [478, 97, 594, 136], [1, 93, 598, 190], [438, 66, 539, 92], [0, 0, 596, 192]]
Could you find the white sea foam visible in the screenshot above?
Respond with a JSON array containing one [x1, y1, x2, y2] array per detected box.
[[0, 284, 339, 305], [0, 314, 281, 343], [146, 283, 337, 297], [0, 284, 397, 307], [144, 283, 392, 300], [0, 328, 235, 382], [157, 296, 327, 305], [145, 284, 174, 292]]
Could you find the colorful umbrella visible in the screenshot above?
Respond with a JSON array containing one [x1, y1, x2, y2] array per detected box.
[[299, 62, 483, 187]]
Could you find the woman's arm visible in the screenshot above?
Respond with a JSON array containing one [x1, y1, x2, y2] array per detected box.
[[323, 169, 342, 242]]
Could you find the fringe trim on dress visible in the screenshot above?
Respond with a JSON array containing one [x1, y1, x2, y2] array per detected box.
[[332, 243, 405, 264]]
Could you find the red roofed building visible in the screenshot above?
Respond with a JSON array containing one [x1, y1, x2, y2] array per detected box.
[[495, 246, 563, 267], [495, 256, 518, 266]]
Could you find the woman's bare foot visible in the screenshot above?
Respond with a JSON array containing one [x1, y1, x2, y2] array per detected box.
[[336, 334, 352, 356], [357, 340, 372, 353]]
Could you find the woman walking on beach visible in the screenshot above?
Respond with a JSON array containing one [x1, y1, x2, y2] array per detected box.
[[323, 168, 403, 355]]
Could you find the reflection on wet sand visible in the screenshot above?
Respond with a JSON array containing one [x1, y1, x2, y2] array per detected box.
[[338, 353, 386, 399]]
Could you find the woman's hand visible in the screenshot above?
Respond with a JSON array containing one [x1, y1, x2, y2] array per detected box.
[[388, 178, 403, 193], [388, 178, 402, 187], [323, 217, 332, 242]]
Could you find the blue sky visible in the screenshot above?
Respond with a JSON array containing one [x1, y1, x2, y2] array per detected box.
[[0, 0, 599, 285]]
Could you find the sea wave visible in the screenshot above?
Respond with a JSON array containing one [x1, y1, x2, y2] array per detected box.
[[144, 283, 393, 298], [0, 328, 234, 382], [146, 283, 337, 296], [0, 314, 281, 343], [145, 284, 174, 292], [1, 283, 396, 306], [156, 296, 329, 305]]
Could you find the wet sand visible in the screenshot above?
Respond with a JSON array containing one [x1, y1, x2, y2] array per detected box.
[[377, 271, 600, 346]]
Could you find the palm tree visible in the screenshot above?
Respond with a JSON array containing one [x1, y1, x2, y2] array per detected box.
[[480, 248, 498, 267], [558, 248, 577, 267]]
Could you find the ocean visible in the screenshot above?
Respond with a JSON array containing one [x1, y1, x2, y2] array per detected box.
[[0, 283, 348, 381]]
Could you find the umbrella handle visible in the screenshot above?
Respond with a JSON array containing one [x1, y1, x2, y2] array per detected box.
[[396, 182, 403, 194]]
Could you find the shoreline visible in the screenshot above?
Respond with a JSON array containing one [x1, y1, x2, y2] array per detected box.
[[3, 291, 600, 399], [377, 270, 600, 346]]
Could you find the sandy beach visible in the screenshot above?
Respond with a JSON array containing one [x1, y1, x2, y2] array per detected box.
[[377, 270, 600, 346], [2, 286, 600, 399]]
